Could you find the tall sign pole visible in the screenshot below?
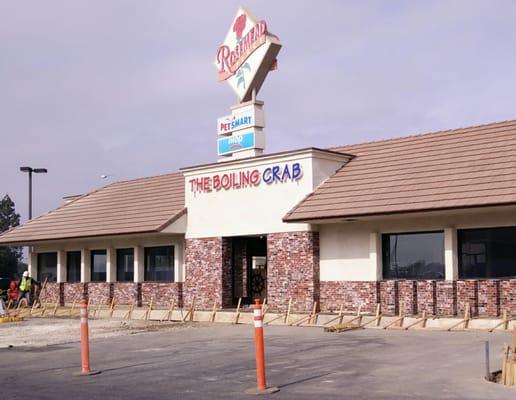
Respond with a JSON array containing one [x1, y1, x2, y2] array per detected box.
[[214, 7, 282, 161]]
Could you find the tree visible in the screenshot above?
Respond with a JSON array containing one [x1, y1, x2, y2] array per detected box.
[[0, 194, 22, 278]]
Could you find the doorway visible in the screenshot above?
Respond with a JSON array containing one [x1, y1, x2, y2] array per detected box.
[[231, 236, 267, 306]]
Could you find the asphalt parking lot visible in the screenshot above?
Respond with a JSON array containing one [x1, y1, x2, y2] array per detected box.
[[0, 322, 514, 399]]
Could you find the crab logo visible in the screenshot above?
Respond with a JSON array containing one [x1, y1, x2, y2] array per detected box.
[[215, 7, 282, 102]]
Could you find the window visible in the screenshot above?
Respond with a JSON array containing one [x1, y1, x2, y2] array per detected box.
[[382, 231, 445, 280], [37, 252, 57, 282], [67, 251, 81, 283], [117, 248, 134, 282], [459, 227, 516, 279], [90, 250, 107, 282], [144, 246, 174, 281]]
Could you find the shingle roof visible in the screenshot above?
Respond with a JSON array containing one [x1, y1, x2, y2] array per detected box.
[[0, 172, 185, 244], [284, 119, 516, 222]]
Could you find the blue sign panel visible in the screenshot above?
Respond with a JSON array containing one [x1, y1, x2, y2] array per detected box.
[[217, 131, 255, 156]]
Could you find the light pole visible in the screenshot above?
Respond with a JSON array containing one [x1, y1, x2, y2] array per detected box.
[[19, 166, 47, 220]]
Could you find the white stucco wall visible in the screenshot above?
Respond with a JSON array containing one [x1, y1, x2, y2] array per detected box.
[[183, 149, 350, 238], [319, 205, 516, 282]]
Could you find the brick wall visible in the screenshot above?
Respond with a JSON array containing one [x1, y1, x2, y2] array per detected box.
[[141, 282, 183, 307], [63, 283, 86, 304], [267, 231, 319, 312], [112, 282, 139, 305], [320, 281, 378, 313], [436, 281, 457, 316], [417, 281, 437, 315], [379, 280, 398, 315], [398, 281, 418, 315], [478, 280, 500, 317], [87, 282, 111, 305], [39, 282, 61, 304], [184, 237, 232, 309], [500, 279, 516, 316], [457, 280, 478, 316]]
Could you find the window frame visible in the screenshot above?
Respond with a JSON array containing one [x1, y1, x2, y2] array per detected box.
[[116, 248, 134, 282], [382, 230, 445, 280], [66, 251, 81, 283], [144, 246, 174, 282], [90, 249, 107, 282], [37, 252, 58, 282], [458, 226, 516, 279]]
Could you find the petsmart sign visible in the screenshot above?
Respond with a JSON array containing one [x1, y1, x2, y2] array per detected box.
[[189, 162, 303, 193], [217, 106, 265, 136]]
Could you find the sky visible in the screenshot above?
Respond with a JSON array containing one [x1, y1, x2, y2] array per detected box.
[[1, 0, 516, 223]]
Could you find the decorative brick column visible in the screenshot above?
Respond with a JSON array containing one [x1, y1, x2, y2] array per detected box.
[[379, 280, 398, 315], [184, 237, 232, 309], [457, 280, 478, 316], [478, 280, 500, 317], [319, 281, 378, 313], [417, 280, 437, 315], [436, 281, 457, 316], [500, 279, 516, 316], [398, 280, 418, 315], [267, 231, 319, 311]]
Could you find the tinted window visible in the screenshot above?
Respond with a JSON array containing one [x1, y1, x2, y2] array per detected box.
[[67, 251, 81, 283], [117, 248, 134, 282], [382, 232, 445, 279], [90, 250, 107, 282], [37, 252, 57, 282], [459, 227, 516, 279], [144, 246, 174, 282]]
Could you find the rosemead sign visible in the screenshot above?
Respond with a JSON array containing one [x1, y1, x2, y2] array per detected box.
[[215, 7, 282, 102]]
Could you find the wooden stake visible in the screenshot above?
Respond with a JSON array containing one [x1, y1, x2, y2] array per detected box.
[[404, 311, 427, 330], [309, 302, 318, 325], [109, 297, 116, 317], [31, 277, 48, 315], [210, 300, 217, 323], [124, 303, 134, 320], [233, 297, 242, 324], [52, 296, 60, 317], [284, 298, 292, 324], [70, 296, 78, 316], [360, 304, 382, 328], [160, 301, 175, 322], [322, 305, 344, 326], [144, 299, 153, 321], [447, 303, 471, 331]]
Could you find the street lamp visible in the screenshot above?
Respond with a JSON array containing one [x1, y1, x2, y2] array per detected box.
[[19, 166, 47, 220]]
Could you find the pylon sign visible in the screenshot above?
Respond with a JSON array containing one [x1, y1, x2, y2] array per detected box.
[[215, 7, 282, 103]]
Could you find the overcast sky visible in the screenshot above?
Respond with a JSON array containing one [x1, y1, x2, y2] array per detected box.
[[1, 0, 516, 223]]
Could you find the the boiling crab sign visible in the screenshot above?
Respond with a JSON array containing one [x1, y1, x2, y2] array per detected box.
[[215, 7, 282, 102]]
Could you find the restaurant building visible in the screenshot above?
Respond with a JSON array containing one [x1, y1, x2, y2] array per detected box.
[[1, 8, 515, 318], [1, 119, 516, 318]]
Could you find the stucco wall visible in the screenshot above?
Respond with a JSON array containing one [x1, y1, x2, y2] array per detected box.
[[320, 205, 516, 282], [184, 150, 349, 238]]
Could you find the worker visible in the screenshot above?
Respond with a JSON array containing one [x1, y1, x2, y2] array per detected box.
[[18, 271, 38, 307], [7, 280, 19, 304]]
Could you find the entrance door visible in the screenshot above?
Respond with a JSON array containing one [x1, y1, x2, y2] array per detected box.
[[231, 236, 267, 306]]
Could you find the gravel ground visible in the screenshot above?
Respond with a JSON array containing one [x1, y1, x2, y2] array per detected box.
[[0, 317, 186, 348]]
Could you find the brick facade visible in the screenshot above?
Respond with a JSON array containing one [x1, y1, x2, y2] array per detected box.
[[183, 237, 232, 309], [39, 282, 61, 304], [87, 282, 111, 305], [436, 281, 456, 316], [379, 280, 398, 315], [417, 281, 437, 315], [267, 231, 319, 311], [63, 283, 86, 305], [141, 282, 183, 307], [500, 280, 516, 316], [112, 282, 139, 305], [320, 281, 378, 313]]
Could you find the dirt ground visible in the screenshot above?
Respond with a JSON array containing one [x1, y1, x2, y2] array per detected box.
[[0, 316, 187, 348]]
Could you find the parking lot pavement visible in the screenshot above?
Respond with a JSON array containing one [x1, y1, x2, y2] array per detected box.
[[0, 323, 514, 399]]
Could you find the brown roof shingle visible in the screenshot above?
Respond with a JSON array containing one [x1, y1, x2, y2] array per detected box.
[[284, 119, 516, 222], [0, 172, 185, 244]]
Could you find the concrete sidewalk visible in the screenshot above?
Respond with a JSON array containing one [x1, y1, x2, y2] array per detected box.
[[0, 323, 514, 399]]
